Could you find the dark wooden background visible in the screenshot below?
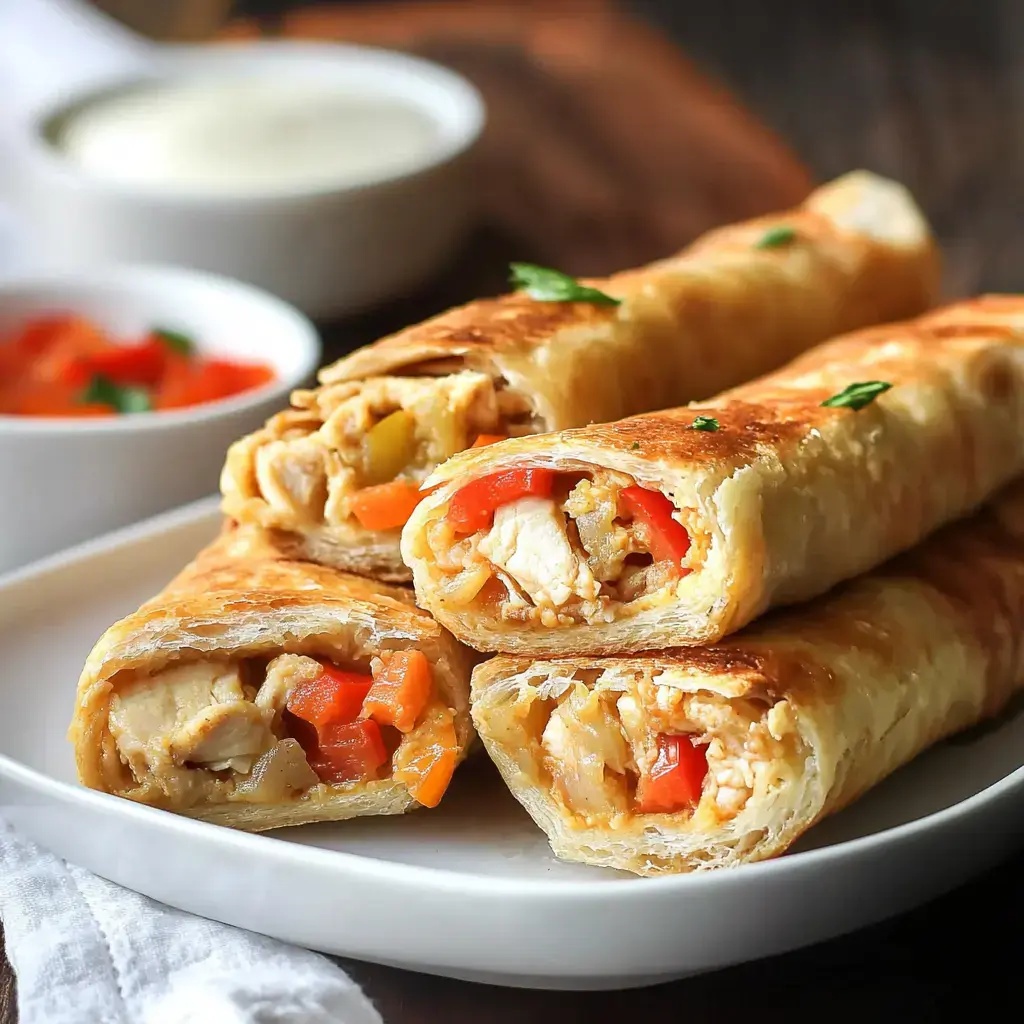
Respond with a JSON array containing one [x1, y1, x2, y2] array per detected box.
[[5, 0, 1024, 1019]]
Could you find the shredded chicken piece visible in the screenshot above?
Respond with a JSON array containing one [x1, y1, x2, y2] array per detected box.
[[254, 437, 329, 523], [478, 497, 599, 624], [109, 661, 275, 781], [542, 683, 631, 818], [256, 654, 324, 731]]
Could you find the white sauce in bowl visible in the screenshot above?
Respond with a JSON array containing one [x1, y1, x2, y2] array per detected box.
[[51, 76, 443, 197]]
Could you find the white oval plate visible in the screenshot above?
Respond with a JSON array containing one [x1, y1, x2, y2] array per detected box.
[[0, 498, 1022, 990]]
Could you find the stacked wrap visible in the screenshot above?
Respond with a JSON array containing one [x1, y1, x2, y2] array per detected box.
[[469, 479, 1024, 873], [402, 295, 1024, 873]]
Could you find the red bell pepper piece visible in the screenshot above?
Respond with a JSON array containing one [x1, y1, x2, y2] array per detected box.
[[286, 664, 374, 730], [310, 719, 389, 784], [619, 485, 692, 568], [636, 734, 708, 814], [447, 468, 555, 533]]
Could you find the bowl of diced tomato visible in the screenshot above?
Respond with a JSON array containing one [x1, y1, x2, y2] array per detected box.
[[0, 264, 319, 574]]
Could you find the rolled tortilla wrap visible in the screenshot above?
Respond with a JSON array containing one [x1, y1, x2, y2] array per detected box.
[[403, 296, 1024, 654], [469, 479, 1024, 875], [69, 525, 475, 830], [221, 170, 938, 581]]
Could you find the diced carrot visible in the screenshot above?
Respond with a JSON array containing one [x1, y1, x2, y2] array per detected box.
[[470, 433, 508, 448], [363, 650, 433, 733], [394, 709, 459, 808], [311, 719, 389, 784], [286, 664, 374, 730], [349, 480, 424, 531]]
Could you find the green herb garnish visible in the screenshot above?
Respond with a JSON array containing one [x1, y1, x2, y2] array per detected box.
[[821, 381, 892, 411], [509, 263, 621, 306], [630, 441, 641, 449], [690, 415, 720, 431], [755, 226, 797, 250], [152, 327, 195, 356], [81, 374, 152, 414]]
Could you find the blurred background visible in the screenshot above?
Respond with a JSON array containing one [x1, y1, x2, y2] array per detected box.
[[16, 0, 1024, 349]]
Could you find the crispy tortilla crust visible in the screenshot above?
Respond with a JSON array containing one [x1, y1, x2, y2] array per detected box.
[[404, 297, 1024, 654], [68, 523, 476, 830], [222, 170, 938, 581], [470, 479, 1024, 874]]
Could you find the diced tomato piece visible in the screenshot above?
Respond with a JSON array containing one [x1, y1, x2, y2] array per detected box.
[[310, 719, 389, 784], [363, 650, 433, 733], [349, 480, 424, 531], [446, 467, 555, 533], [620, 485, 692, 569], [12, 315, 79, 358], [84, 340, 166, 387], [30, 317, 110, 386], [286, 664, 374, 730], [394, 710, 459, 808], [470, 433, 509, 448], [635, 734, 708, 814]]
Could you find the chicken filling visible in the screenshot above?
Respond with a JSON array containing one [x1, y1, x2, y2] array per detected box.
[[228, 369, 540, 534], [511, 670, 798, 826], [105, 650, 459, 810], [424, 469, 704, 625]]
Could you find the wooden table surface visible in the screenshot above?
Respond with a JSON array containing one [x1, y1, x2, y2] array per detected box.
[[5, 0, 1024, 1018]]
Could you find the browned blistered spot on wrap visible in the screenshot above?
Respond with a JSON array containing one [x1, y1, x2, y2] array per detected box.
[[493, 297, 1024, 472], [320, 295, 618, 383]]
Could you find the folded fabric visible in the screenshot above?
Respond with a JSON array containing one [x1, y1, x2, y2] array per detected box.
[[0, 821, 382, 1024]]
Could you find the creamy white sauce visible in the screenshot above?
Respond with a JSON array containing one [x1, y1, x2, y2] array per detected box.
[[53, 77, 442, 196]]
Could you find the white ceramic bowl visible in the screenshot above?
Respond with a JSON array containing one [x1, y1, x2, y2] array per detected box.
[[3, 41, 485, 320], [0, 264, 320, 575]]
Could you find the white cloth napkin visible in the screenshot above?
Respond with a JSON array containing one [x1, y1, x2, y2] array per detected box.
[[0, 822, 383, 1024]]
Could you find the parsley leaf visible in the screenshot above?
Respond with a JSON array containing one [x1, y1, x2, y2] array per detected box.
[[755, 226, 797, 250], [509, 263, 621, 306], [821, 381, 892, 411], [81, 374, 152, 414], [152, 326, 195, 356], [690, 415, 719, 432], [630, 441, 641, 449]]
